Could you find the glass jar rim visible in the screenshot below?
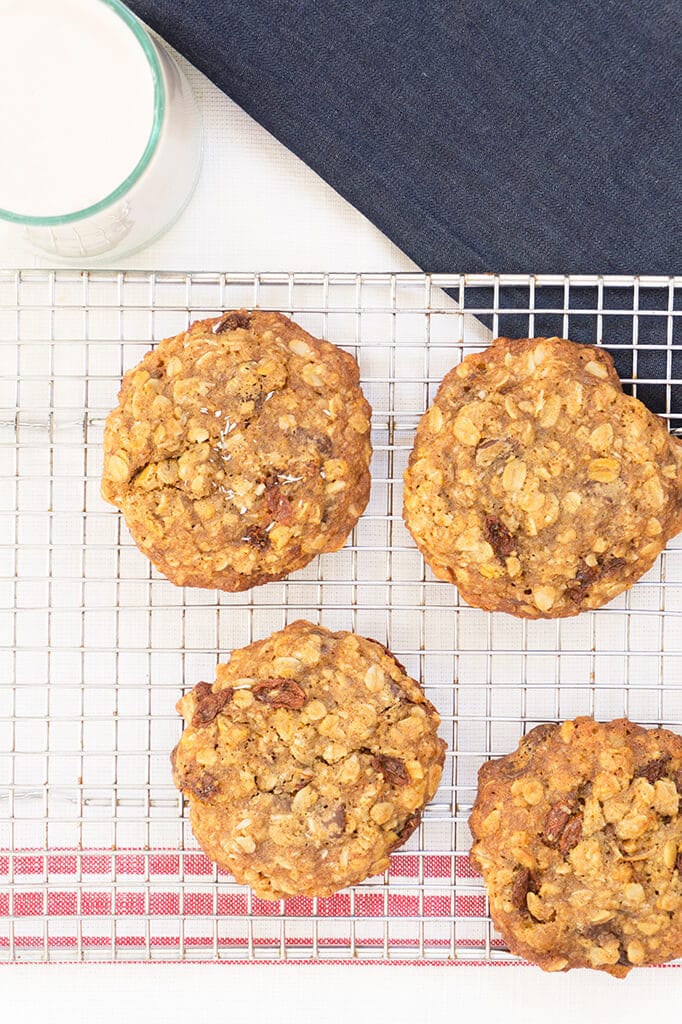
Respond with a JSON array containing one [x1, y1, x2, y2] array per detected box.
[[0, 0, 164, 227]]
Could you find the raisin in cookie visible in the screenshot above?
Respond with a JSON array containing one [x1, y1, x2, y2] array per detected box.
[[101, 311, 372, 591], [171, 620, 445, 899], [403, 337, 682, 618], [470, 718, 682, 976]]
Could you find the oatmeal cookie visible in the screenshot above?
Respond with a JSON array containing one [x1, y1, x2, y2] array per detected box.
[[101, 310, 372, 591], [171, 620, 446, 899], [470, 718, 682, 975], [403, 337, 682, 618]]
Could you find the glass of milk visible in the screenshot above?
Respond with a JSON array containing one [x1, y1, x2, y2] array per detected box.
[[0, 0, 202, 259]]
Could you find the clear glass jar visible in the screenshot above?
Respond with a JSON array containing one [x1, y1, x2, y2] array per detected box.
[[0, 0, 202, 260]]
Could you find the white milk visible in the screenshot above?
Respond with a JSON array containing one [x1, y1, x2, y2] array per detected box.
[[0, 0, 156, 217], [0, 0, 201, 258]]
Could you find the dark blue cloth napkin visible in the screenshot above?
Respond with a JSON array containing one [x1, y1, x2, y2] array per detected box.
[[129, 0, 681, 416], [131, 0, 680, 274]]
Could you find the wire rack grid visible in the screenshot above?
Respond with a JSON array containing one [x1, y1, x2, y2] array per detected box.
[[0, 270, 681, 964]]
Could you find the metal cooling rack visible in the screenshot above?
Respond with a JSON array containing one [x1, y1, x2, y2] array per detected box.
[[1, 270, 681, 963]]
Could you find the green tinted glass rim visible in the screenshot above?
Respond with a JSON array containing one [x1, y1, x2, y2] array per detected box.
[[0, 0, 164, 226]]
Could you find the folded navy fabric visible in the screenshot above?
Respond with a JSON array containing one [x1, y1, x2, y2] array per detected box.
[[129, 0, 681, 414], [131, 0, 680, 275]]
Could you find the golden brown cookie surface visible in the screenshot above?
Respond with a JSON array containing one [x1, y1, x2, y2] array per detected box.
[[470, 718, 682, 976], [101, 310, 372, 591], [403, 337, 682, 618], [171, 620, 446, 899]]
